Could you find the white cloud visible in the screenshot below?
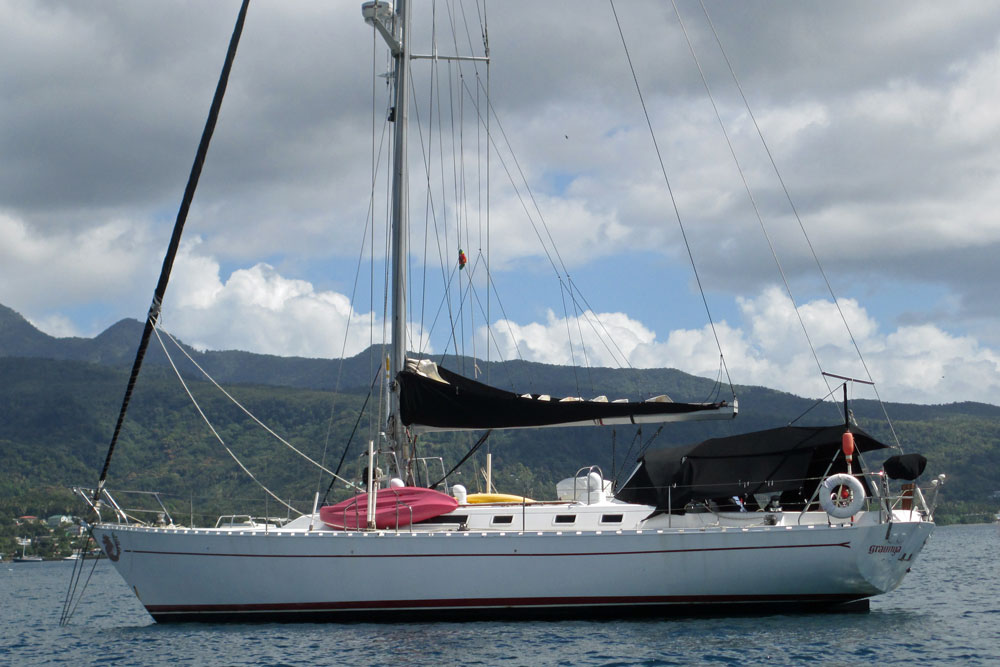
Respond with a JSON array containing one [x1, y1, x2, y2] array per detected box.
[[490, 308, 654, 368], [944, 37, 1000, 144], [484, 286, 1000, 406], [26, 313, 80, 338], [160, 244, 429, 360], [0, 210, 156, 326], [754, 103, 831, 151], [2, 2, 1000, 408]]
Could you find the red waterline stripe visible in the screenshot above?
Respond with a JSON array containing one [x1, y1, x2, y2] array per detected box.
[[147, 592, 862, 614], [126, 541, 851, 559]]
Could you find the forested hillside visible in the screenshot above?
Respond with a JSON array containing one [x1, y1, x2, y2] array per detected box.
[[1, 305, 998, 526]]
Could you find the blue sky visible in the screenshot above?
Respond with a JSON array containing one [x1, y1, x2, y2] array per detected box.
[[2, 1, 999, 406]]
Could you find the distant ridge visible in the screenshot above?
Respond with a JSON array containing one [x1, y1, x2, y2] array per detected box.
[[0, 303, 742, 399], [1, 302, 998, 521], [0, 302, 81, 358], [2, 301, 999, 419], [0, 303, 366, 391]]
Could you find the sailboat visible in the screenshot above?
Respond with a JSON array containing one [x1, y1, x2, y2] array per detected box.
[[14, 541, 44, 563], [76, 1, 937, 622]]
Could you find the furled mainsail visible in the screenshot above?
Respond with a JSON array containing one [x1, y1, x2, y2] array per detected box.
[[398, 358, 736, 434]]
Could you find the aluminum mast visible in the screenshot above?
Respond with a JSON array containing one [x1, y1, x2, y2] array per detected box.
[[363, 1, 411, 478]]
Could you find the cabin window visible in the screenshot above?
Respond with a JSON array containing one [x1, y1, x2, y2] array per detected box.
[[554, 515, 576, 524], [600, 514, 623, 524], [415, 515, 467, 525], [491, 515, 514, 525]]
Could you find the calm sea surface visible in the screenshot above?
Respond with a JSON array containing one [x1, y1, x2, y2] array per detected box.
[[2, 524, 998, 665]]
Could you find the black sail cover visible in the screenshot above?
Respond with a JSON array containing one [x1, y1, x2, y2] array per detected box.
[[882, 453, 928, 481], [398, 359, 735, 434], [616, 424, 891, 513]]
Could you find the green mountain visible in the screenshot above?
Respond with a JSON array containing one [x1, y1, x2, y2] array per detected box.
[[1, 304, 997, 526]]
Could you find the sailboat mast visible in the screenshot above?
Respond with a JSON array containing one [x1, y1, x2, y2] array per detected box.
[[364, 0, 412, 478], [389, 0, 412, 477]]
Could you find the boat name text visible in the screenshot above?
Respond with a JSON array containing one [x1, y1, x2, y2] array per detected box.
[[868, 544, 902, 555]]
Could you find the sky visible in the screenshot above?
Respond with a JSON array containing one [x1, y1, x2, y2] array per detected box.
[[2, 1, 999, 407]]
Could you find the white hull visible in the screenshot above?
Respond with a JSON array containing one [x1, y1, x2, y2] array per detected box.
[[92, 509, 932, 622]]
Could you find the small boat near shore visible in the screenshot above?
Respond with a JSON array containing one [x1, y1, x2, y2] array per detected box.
[[13, 543, 43, 563]]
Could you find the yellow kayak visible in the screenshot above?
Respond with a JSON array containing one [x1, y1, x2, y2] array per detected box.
[[464, 493, 535, 504]]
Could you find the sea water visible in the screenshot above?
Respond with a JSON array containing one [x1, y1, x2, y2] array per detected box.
[[2, 524, 998, 665]]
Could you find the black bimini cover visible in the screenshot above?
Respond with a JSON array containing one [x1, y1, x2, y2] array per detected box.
[[883, 453, 927, 481], [398, 359, 736, 434], [615, 424, 890, 513]]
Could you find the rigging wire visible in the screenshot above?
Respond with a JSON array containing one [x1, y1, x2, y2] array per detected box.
[[315, 20, 395, 500], [417, 57, 640, 396], [482, 1, 491, 384], [436, 252, 519, 390], [443, 22, 459, 364], [59, 532, 99, 625], [419, 1, 438, 360], [410, 71, 461, 358], [444, 1, 473, 369], [58, 544, 103, 626], [322, 367, 384, 505], [569, 280, 596, 396], [411, 3, 488, 368], [395, 43, 460, 361], [455, 0, 491, 380], [637, 424, 666, 458], [697, 0, 902, 448], [151, 326, 305, 516], [447, 251, 526, 392], [155, 325, 360, 493], [613, 426, 645, 487], [59, 538, 87, 624], [464, 74, 638, 371], [429, 428, 493, 489], [560, 283, 583, 395], [417, 31, 633, 385], [399, 2, 647, 403], [609, 0, 735, 401], [669, 0, 832, 410], [379, 56, 394, 447], [787, 381, 853, 427], [456, 0, 490, 377]]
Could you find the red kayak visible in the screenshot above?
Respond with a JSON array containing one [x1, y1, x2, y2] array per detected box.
[[319, 487, 458, 530]]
